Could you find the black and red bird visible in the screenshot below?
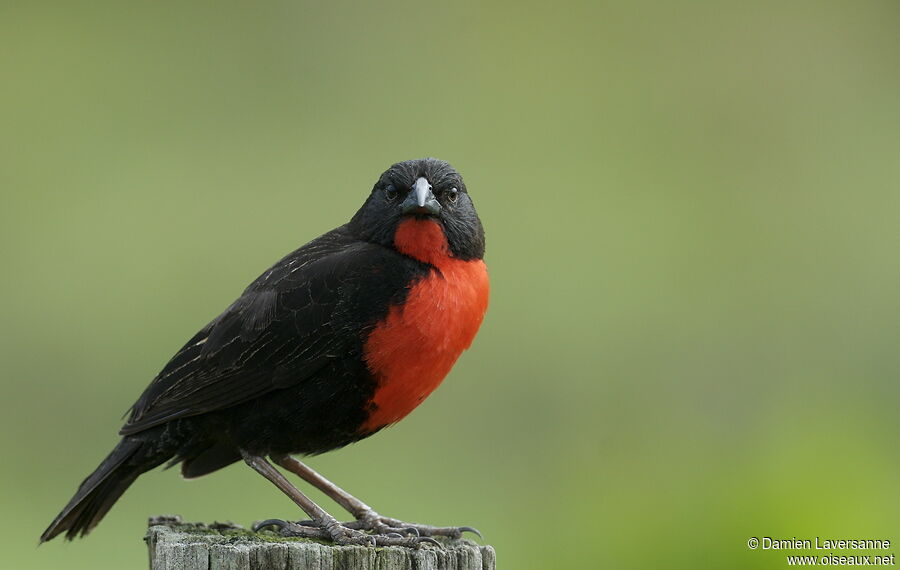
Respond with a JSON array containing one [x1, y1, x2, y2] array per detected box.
[[40, 158, 489, 546]]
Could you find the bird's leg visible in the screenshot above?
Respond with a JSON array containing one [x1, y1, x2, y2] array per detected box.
[[271, 454, 372, 519], [242, 452, 437, 547], [241, 452, 351, 543], [271, 454, 481, 540]]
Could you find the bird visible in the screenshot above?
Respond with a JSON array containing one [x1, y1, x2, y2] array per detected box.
[[40, 158, 489, 547]]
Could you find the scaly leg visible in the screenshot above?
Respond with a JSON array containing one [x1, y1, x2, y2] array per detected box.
[[267, 454, 481, 539], [241, 452, 437, 547]]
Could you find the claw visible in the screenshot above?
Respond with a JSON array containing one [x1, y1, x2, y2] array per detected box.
[[419, 537, 442, 549], [253, 518, 288, 532], [404, 526, 420, 537], [459, 526, 483, 539]]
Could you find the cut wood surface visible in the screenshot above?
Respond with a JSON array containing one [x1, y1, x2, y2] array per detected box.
[[146, 516, 496, 570]]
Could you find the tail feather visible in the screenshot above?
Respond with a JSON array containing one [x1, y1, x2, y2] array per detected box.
[[40, 439, 153, 542]]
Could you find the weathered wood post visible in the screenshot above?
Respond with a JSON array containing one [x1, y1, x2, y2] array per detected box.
[[146, 516, 496, 570]]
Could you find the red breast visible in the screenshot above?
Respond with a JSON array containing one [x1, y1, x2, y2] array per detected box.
[[361, 218, 489, 432]]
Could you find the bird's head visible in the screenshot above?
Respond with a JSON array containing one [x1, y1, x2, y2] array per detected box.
[[349, 158, 485, 263]]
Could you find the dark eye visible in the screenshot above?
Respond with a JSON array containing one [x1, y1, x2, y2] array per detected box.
[[445, 187, 459, 203], [384, 185, 399, 201]]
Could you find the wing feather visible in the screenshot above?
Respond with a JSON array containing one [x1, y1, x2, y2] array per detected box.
[[119, 226, 378, 436]]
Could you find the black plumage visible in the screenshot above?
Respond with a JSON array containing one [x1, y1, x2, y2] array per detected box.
[[40, 158, 487, 545]]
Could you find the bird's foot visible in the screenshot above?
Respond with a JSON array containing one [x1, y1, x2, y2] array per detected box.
[[347, 511, 482, 540], [253, 518, 441, 548]]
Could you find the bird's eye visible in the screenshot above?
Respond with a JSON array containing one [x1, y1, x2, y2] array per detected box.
[[384, 185, 399, 201], [445, 187, 459, 203]]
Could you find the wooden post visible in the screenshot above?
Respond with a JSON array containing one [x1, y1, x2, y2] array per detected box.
[[146, 516, 496, 570]]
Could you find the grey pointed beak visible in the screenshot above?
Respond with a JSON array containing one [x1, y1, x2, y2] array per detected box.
[[401, 177, 442, 216]]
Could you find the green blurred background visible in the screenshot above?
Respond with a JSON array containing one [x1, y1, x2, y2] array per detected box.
[[3, 1, 899, 568]]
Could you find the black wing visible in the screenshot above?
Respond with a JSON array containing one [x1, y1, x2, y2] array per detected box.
[[120, 225, 409, 436]]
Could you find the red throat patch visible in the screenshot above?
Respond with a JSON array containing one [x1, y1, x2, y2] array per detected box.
[[361, 218, 489, 432], [391, 217, 452, 266]]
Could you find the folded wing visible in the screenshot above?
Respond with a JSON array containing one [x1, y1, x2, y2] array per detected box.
[[120, 227, 382, 436]]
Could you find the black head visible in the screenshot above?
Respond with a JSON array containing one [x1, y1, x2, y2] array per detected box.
[[349, 158, 485, 261]]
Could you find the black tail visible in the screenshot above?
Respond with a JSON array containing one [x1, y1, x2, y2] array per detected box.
[[40, 438, 159, 542]]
